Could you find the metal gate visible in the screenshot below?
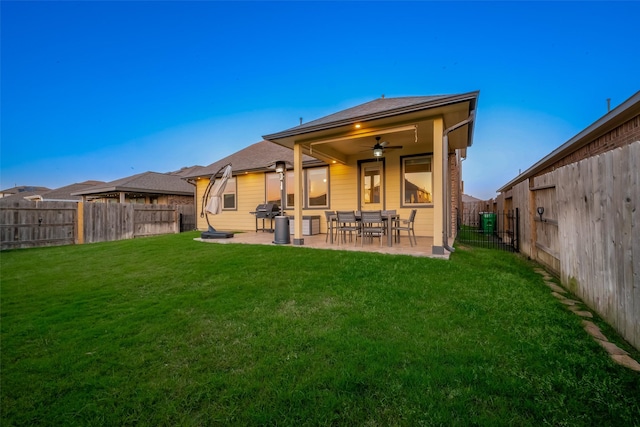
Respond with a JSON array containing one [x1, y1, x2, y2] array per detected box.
[[179, 213, 196, 232], [456, 207, 519, 252]]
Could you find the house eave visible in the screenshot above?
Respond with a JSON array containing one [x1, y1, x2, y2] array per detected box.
[[263, 91, 480, 142], [497, 90, 640, 193]]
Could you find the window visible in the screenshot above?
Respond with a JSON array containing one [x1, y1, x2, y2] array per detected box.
[[362, 164, 381, 204], [306, 167, 328, 208], [402, 155, 432, 205], [285, 171, 295, 208], [265, 167, 328, 208], [222, 178, 236, 210], [266, 173, 281, 206]]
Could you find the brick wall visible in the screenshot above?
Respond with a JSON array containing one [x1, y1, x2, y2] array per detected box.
[[167, 194, 195, 205], [535, 114, 639, 178]]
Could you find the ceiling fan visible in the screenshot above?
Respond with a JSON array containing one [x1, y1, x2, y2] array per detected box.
[[363, 136, 403, 157]]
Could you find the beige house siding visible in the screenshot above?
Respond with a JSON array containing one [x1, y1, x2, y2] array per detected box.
[[195, 150, 450, 238]]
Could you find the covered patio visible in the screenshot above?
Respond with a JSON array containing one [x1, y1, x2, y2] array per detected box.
[[263, 92, 478, 255], [196, 231, 451, 259]]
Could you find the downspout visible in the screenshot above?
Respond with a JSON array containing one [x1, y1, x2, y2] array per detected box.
[[442, 110, 475, 253]]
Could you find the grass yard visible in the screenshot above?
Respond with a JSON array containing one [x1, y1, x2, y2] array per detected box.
[[1, 232, 639, 426]]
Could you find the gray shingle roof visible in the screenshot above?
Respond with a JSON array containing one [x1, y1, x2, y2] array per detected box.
[[182, 140, 323, 179], [40, 180, 105, 200], [168, 165, 205, 177], [264, 93, 478, 139], [295, 96, 446, 129], [72, 172, 194, 196], [1, 185, 50, 194]]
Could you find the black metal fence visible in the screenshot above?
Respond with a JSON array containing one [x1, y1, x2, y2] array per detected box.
[[179, 213, 196, 232], [456, 207, 519, 252]]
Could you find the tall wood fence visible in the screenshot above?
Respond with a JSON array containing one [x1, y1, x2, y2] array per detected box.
[[497, 141, 639, 350], [1, 201, 195, 250]]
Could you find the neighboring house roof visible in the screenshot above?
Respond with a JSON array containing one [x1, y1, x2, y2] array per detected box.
[[182, 140, 324, 179], [0, 190, 48, 203], [264, 92, 479, 142], [498, 90, 640, 193], [462, 194, 484, 203], [23, 180, 106, 201], [72, 171, 194, 196], [1, 185, 50, 196]]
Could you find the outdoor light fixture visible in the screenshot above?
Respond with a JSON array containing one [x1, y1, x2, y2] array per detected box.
[[537, 206, 545, 221], [275, 160, 286, 174]]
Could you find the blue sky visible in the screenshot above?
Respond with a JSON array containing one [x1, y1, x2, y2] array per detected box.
[[1, 1, 638, 200]]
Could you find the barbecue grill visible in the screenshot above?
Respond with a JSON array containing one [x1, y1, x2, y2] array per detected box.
[[250, 203, 280, 232]]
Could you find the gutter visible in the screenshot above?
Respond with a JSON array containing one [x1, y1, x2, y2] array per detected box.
[[442, 110, 476, 253]]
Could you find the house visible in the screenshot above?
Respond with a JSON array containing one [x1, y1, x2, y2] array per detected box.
[[190, 92, 479, 255], [71, 171, 195, 205], [496, 90, 640, 350]]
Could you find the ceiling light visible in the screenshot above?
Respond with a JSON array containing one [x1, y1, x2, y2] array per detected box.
[[373, 147, 383, 157]]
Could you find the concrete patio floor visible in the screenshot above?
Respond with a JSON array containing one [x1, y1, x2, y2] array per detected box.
[[196, 231, 451, 259]]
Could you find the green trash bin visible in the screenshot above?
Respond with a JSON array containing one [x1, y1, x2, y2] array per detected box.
[[481, 212, 496, 234]]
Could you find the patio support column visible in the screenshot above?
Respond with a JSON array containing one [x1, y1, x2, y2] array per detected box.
[[292, 143, 304, 245], [432, 117, 445, 255], [119, 192, 126, 203]]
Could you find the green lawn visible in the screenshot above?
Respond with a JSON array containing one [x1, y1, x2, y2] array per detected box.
[[1, 232, 639, 426]]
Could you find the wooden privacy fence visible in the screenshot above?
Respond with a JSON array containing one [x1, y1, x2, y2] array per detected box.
[[1, 200, 195, 250], [498, 141, 639, 350], [0, 201, 77, 250]]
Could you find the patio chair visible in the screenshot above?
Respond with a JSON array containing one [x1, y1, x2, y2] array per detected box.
[[381, 210, 396, 236], [336, 211, 360, 246], [324, 210, 337, 243], [393, 209, 417, 247], [360, 210, 385, 247]]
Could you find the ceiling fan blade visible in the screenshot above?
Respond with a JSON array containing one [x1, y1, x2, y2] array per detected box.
[[386, 145, 403, 149], [380, 140, 389, 147]]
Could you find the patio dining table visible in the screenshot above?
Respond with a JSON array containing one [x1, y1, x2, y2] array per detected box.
[[328, 211, 399, 246]]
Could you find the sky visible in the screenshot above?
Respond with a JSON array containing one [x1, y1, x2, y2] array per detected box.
[[1, 1, 638, 200]]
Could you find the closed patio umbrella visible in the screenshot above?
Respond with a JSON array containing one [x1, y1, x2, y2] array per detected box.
[[205, 164, 232, 215], [201, 163, 234, 239]]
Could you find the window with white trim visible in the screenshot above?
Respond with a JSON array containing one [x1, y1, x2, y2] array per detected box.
[[222, 177, 236, 210]]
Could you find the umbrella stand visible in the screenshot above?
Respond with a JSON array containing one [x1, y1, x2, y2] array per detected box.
[[200, 163, 234, 239]]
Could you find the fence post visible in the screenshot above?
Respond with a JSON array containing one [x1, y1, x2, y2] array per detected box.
[[515, 207, 520, 252], [76, 202, 84, 245]]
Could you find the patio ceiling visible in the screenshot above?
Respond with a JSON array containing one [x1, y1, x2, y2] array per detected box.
[[263, 92, 478, 164]]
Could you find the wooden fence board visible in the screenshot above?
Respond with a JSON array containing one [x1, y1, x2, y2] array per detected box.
[[631, 142, 640, 347]]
